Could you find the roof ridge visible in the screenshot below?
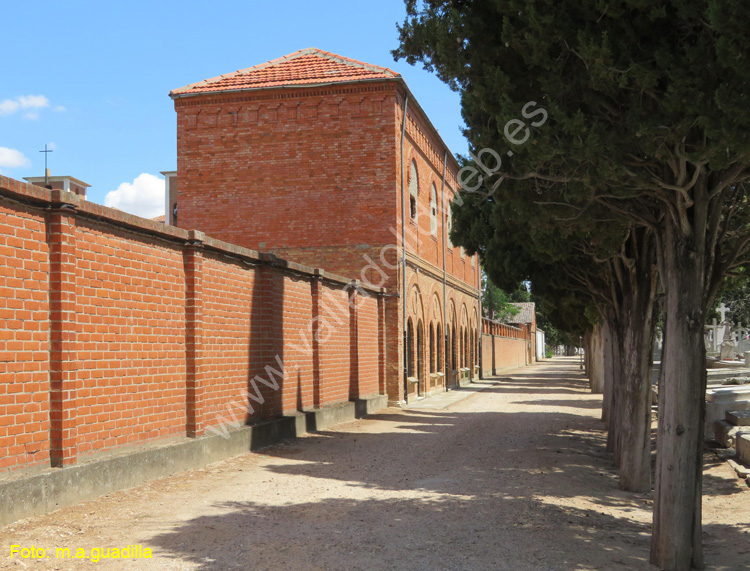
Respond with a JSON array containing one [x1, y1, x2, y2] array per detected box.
[[310, 49, 399, 78], [170, 48, 400, 96]]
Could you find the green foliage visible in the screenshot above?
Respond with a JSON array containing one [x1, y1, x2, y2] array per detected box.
[[481, 273, 520, 322], [395, 3, 750, 563], [448, 178, 600, 338], [716, 268, 750, 325], [396, 0, 750, 304]]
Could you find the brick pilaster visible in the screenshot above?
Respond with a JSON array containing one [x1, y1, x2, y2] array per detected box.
[[48, 191, 80, 467], [311, 270, 323, 408], [348, 280, 359, 400], [184, 230, 205, 437], [377, 288, 387, 396]]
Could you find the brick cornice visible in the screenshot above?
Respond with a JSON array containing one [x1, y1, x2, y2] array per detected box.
[[173, 81, 399, 109], [404, 251, 480, 298]]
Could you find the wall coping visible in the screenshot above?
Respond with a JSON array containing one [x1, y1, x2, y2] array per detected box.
[[482, 317, 524, 333]]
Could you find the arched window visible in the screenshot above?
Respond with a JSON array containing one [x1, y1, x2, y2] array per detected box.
[[446, 203, 453, 247], [430, 183, 438, 236], [409, 161, 419, 220]]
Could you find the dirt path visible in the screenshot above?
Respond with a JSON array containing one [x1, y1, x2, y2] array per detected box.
[[2, 357, 748, 570]]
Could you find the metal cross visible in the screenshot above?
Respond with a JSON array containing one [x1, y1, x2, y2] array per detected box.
[[39, 144, 53, 186]]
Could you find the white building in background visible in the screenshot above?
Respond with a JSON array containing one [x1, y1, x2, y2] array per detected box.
[[535, 329, 546, 361]]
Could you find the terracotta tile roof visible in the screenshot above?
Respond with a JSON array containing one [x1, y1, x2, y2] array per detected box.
[[509, 302, 535, 324], [151, 214, 165, 223], [171, 48, 401, 97]]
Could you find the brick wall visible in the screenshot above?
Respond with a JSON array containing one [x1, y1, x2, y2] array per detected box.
[[481, 318, 531, 376], [397, 93, 479, 291], [174, 85, 400, 254], [198, 253, 258, 426], [74, 219, 187, 456], [173, 84, 479, 292], [0, 176, 386, 473], [0, 199, 50, 470], [171, 79, 482, 403], [356, 293, 381, 397]]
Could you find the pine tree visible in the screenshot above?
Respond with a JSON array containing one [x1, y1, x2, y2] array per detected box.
[[396, 2, 750, 568]]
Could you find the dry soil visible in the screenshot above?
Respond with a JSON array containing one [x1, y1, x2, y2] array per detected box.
[[1, 357, 749, 570]]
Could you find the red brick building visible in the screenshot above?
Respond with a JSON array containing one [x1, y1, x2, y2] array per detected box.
[[169, 48, 481, 403]]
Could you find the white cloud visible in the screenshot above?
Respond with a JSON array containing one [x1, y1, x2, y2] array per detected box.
[[53, 105, 66, 112], [0, 147, 31, 169], [0, 95, 52, 118], [17, 95, 49, 109], [104, 173, 165, 219], [0, 100, 20, 115]]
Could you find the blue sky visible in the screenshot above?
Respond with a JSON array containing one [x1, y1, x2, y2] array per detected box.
[[0, 0, 466, 218]]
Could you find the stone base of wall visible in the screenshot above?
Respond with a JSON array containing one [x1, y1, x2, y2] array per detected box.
[[0, 395, 387, 527]]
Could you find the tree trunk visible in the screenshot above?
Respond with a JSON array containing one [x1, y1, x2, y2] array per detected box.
[[588, 323, 605, 394], [617, 263, 657, 492], [583, 330, 591, 378], [601, 318, 616, 424], [604, 317, 623, 465], [650, 237, 706, 570]]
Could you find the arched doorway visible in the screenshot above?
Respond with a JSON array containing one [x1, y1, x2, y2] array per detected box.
[[451, 323, 457, 386], [458, 326, 464, 369], [446, 326, 452, 373], [436, 323, 442, 373], [464, 328, 469, 370], [429, 323, 435, 375], [469, 329, 475, 377], [406, 318, 415, 378], [417, 320, 424, 396]]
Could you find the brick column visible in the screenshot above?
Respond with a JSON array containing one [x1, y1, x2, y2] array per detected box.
[[184, 230, 205, 437], [377, 288, 387, 395], [311, 270, 323, 408], [48, 191, 80, 467], [253, 257, 284, 418], [348, 280, 360, 400]]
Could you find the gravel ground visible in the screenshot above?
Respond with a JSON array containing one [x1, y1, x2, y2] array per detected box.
[[1, 357, 748, 570]]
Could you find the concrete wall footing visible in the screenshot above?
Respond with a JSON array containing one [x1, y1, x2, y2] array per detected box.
[[0, 395, 387, 527]]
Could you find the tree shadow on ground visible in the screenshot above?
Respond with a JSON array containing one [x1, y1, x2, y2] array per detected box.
[[702, 453, 749, 497], [142, 405, 659, 570], [145, 494, 655, 571], [514, 399, 604, 410], [142, 359, 749, 570]]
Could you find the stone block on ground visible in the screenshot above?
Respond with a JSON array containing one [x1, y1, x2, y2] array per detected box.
[[708, 368, 750, 382], [713, 360, 748, 369], [714, 420, 748, 449], [727, 410, 750, 426], [737, 434, 750, 465], [705, 386, 750, 439], [727, 458, 750, 479]]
